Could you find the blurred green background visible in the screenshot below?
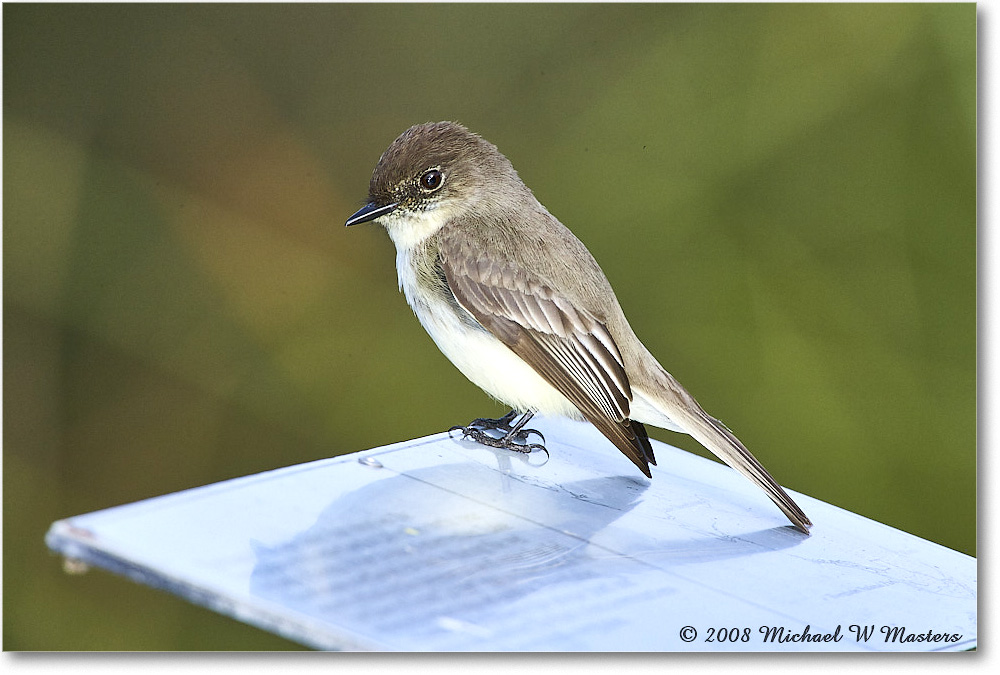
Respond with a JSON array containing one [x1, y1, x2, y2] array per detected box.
[[3, 3, 975, 651]]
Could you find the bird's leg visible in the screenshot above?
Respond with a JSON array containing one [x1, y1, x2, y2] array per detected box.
[[463, 409, 519, 432], [502, 411, 546, 446], [449, 410, 546, 454]]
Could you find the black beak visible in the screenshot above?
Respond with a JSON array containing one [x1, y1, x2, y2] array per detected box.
[[345, 201, 398, 226]]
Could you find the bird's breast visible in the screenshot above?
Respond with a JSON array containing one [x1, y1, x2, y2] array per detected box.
[[394, 244, 581, 418]]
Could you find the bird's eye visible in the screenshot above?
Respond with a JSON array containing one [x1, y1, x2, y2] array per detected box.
[[419, 169, 444, 192]]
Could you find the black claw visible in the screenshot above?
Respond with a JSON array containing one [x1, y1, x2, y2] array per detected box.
[[514, 428, 544, 444]]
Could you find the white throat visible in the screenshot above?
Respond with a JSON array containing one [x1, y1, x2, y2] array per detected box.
[[380, 205, 455, 252]]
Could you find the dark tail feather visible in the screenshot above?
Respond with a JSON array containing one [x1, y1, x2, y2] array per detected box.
[[687, 410, 811, 533]]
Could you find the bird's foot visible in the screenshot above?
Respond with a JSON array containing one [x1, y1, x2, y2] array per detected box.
[[449, 410, 547, 456]]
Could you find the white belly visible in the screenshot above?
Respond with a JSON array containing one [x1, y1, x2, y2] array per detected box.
[[396, 248, 581, 418]]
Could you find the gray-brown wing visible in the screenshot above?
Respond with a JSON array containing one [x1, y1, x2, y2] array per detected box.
[[439, 245, 656, 476]]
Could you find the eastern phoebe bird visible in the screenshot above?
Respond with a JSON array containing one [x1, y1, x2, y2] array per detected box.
[[346, 121, 811, 534]]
